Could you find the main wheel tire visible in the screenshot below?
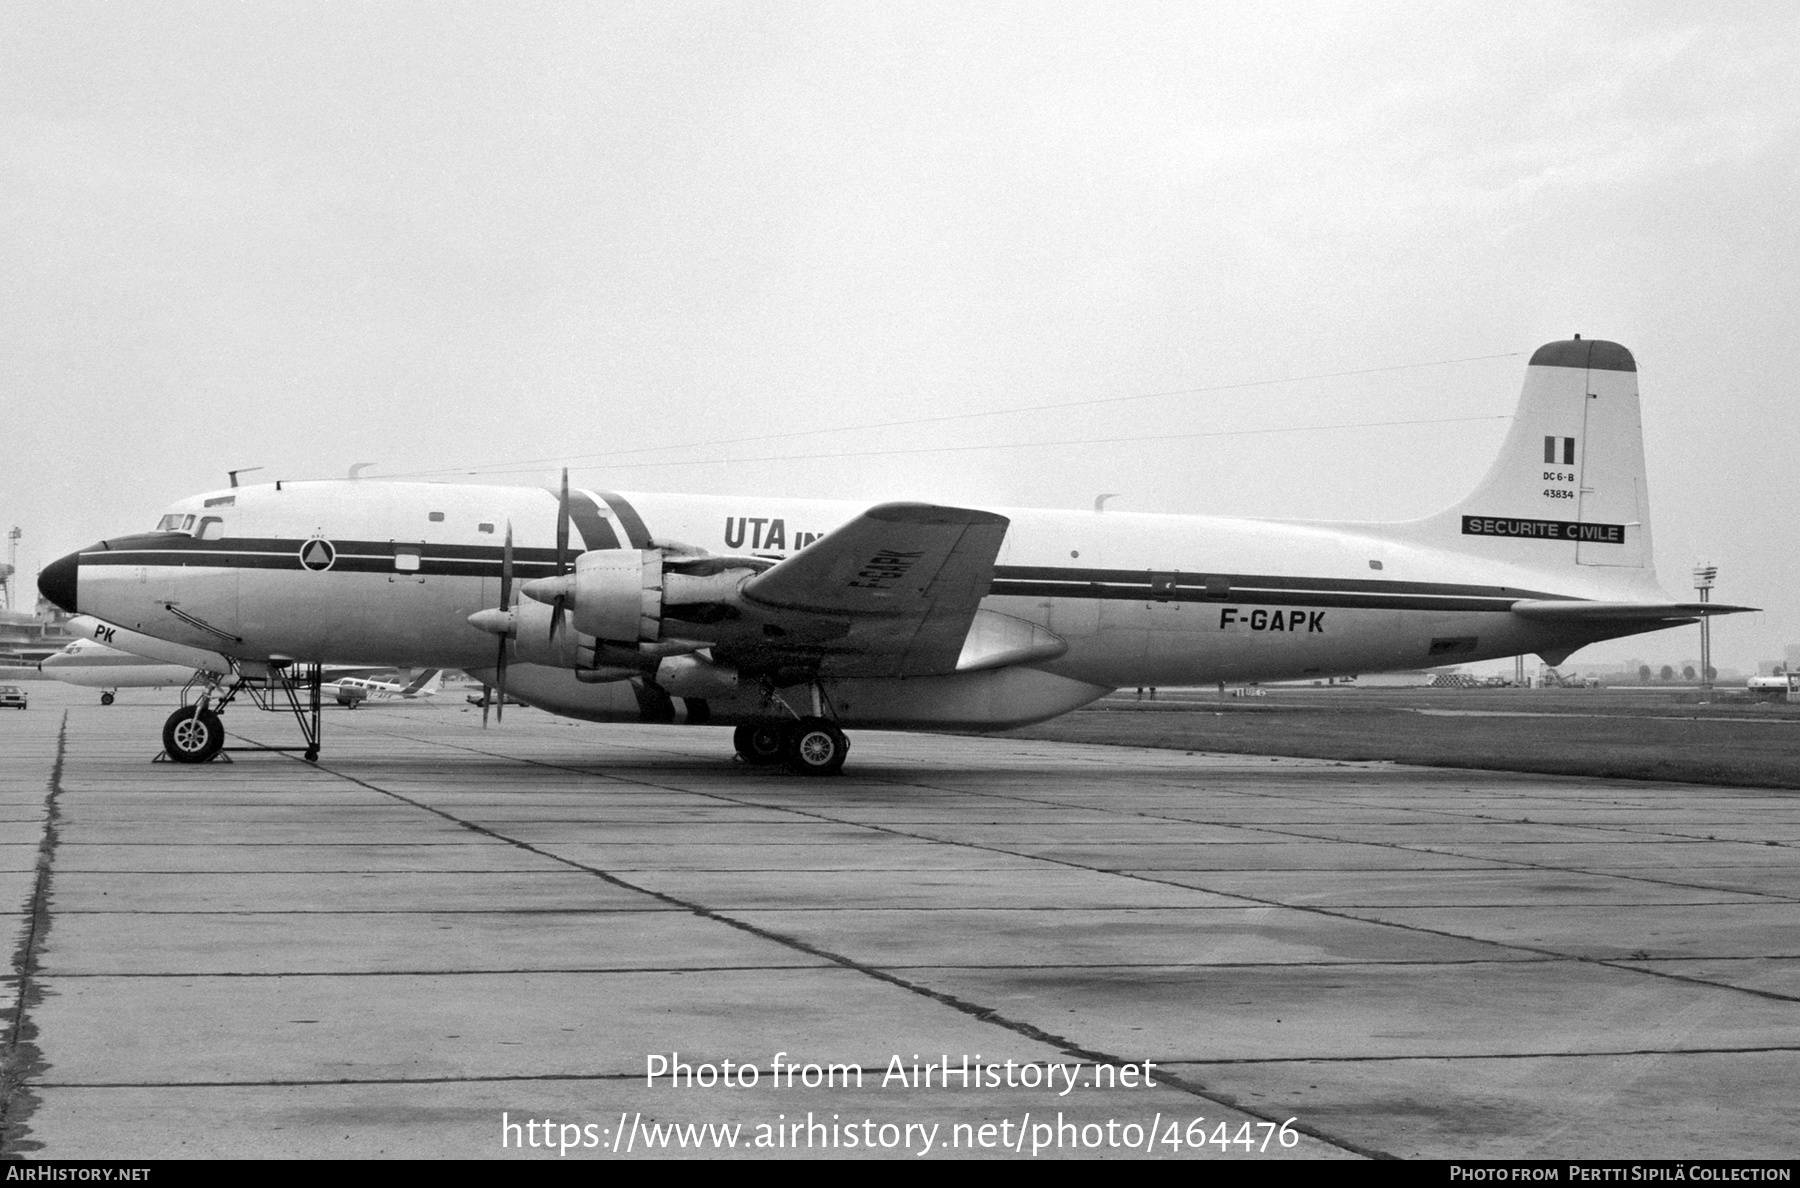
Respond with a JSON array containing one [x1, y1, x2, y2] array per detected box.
[[733, 722, 786, 766], [162, 707, 225, 764], [100, 692, 115, 706], [781, 717, 849, 776]]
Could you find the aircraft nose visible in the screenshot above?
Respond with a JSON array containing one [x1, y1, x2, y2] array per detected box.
[[38, 549, 81, 614]]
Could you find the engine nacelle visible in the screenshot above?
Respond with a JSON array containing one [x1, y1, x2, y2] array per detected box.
[[511, 600, 587, 669], [654, 654, 740, 700], [523, 549, 767, 646], [562, 549, 662, 644]]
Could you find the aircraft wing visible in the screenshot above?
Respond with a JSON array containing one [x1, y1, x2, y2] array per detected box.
[[1509, 600, 1758, 622], [737, 502, 1010, 678]]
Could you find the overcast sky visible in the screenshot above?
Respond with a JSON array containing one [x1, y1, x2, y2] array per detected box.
[[4, 2, 1796, 670]]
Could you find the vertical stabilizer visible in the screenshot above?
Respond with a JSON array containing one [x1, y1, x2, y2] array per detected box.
[[1414, 339, 1652, 573]]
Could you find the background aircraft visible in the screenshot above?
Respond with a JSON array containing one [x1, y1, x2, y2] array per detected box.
[[46, 615, 408, 708], [327, 669, 445, 707], [40, 637, 199, 704]]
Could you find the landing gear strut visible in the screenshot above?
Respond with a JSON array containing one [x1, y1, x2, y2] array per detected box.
[[155, 663, 324, 764]]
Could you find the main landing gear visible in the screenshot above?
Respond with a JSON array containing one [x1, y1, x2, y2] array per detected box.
[[733, 717, 850, 776]]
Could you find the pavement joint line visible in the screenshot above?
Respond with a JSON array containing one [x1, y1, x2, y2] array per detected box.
[[303, 721, 1800, 1007], [37, 955, 1575, 978], [41, 964, 840, 978], [1166, 1043, 1800, 1065], [47, 1040, 1800, 1089], [49, 910, 691, 918], [0, 713, 65, 1156], [45, 897, 1771, 913], [237, 723, 1390, 1159], [31, 1073, 655, 1088], [874, 774, 1800, 905]]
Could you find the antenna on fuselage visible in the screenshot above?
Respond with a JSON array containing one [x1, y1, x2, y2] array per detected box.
[[228, 467, 264, 489], [348, 463, 377, 480], [1094, 493, 1122, 513]]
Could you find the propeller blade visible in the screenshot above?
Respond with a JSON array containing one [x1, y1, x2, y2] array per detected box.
[[481, 682, 492, 729], [497, 522, 512, 723], [496, 646, 508, 724], [555, 469, 570, 574], [550, 471, 571, 642], [499, 522, 514, 612]]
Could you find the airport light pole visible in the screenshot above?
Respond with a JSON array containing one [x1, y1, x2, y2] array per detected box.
[[1693, 564, 1717, 692]]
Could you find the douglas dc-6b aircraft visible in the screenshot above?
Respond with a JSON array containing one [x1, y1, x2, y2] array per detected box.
[[37, 339, 1752, 772]]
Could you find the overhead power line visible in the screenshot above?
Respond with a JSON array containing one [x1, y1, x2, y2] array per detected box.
[[371, 349, 1520, 481], [445, 414, 1513, 477]]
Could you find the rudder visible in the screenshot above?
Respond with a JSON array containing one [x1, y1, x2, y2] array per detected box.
[[1414, 338, 1652, 573]]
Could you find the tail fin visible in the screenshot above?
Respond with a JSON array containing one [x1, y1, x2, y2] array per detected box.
[[1412, 338, 1653, 573], [400, 668, 443, 696]]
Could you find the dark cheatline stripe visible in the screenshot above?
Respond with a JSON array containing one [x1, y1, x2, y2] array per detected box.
[[992, 565, 1562, 601], [631, 679, 676, 723], [595, 491, 652, 549], [989, 580, 1513, 613], [78, 537, 1584, 614], [559, 490, 621, 551]]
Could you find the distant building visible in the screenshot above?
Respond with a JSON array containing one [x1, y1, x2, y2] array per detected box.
[[1357, 670, 1438, 687], [0, 604, 82, 667]]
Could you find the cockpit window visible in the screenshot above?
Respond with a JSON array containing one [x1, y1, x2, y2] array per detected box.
[[154, 514, 199, 534], [198, 517, 224, 540]]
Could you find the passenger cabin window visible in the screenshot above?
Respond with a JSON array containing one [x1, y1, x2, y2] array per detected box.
[[428, 512, 445, 522], [197, 517, 225, 540], [477, 523, 494, 534]]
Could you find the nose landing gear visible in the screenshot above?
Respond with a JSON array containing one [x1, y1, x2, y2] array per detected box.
[[154, 663, 324, 764], [161, 706, 225, 763]]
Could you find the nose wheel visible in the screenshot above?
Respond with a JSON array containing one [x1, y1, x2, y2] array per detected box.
[[161, 707, 225, 764]]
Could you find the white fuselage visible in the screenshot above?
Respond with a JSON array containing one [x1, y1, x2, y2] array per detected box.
[[62, 480, 1669, 730]]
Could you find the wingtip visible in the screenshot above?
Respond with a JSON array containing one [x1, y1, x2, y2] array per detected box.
[[864, 502, 1009, 527]]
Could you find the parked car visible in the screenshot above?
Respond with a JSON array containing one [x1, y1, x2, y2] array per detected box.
[[0, 686, 27, 710]]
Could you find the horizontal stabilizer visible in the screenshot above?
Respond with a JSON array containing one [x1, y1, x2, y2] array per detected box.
[[1509, 600, 1758, 622]]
